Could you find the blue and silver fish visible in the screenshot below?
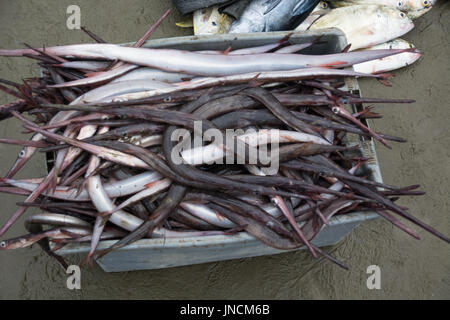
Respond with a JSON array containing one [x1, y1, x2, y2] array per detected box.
[[228, 0, 321, 33]]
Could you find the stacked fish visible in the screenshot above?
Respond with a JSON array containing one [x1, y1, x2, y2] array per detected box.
[[0, 13, 448, 270], [300, 0, 435, 73], [187, 0, 434, 74]]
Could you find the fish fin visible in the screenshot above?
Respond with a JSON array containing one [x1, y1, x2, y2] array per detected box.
[[176, 14, 194, 28], [376, 73, 394, 87], [248, 73, 263, 87], [278, 33, 293, 46], [222, 46, 232, 55], [99, 210, 113, 217], [95, 248, 110, 260], [80, 254, 91, 268], [341, 44, 352, 53], [318, 61, 346, 68], [264, 0, 283, 15], [293, 0, 320, 16], [84, 71, 103, 78], [377, 78, 392, 87], [60, 229, 84, 238], [376, 73, 394, 79]]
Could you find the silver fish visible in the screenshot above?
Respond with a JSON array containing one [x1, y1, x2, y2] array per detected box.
[[353, 39, 421, 74], [404, 0, 434, 19], [326, 0, 434, 19], [310, 5, 414, 50], [327, 0, 409, 11], [228, 0, 321, 33]]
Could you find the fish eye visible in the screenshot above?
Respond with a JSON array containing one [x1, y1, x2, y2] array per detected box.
[[19, 149, 26, 157], [320, 2, 328, 9], [398, 1, 403, 8], [0, 241, 6, 248], [422, 0, 430, 7], [399, 12, 406, 18], [332, 107, 339, 114]]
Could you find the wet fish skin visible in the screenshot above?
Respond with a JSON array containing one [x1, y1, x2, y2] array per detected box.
[[403, 0, 434, 12], [405, 0, 434, 19], [295, 1, 331, 31], [327, 0, 409, 11], [229, 0, 321, 33], [353, 39, 421, 74], [193, 5, 233, 35], [326, 0, 434, 19], [310, 5, 414, 50]]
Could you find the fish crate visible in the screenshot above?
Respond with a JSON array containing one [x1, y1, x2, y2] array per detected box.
[[46, 29, 382, 272]]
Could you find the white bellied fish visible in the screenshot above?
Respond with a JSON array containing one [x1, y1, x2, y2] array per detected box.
[[326, 0, 408, 11], [353, 39, 421, 74], [326, 0, 434, 19], [310, 5, 414, 50], [403, 0, 434, 19]]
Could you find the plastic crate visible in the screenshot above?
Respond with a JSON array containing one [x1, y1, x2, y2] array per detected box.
[[47, 29, 382, 272]]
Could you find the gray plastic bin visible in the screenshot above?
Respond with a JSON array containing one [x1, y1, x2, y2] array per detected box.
[[48, 29, 382, 272]]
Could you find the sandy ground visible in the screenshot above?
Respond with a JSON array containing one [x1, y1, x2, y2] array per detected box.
[[0, 0, 448, 299]]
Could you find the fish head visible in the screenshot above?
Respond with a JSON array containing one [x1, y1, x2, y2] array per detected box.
[[5, 145, 36, 178], [405, 47, 422, 65], [0, 237, 28, 250], [392, 39, 422, 62], [407, 6, 433, 19], [399, 11, 415, 32], [386, 38, 413, 48], [410, 51, 422, 64], [380, 7, 414, 33], [398, 39, 422, 61], [310, 1, 329, 15], [404, 0, 434, 11], [394, 1, 407, 11], [402, 0, 433, 18]]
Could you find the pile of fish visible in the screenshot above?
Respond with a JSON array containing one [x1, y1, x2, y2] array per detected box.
[[184, 0, 434, 74], [0, 11, 448, 270], [297, 0, 430, 73]]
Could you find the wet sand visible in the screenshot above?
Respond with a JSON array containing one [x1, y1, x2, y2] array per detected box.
[[0, 0, 448, 299]]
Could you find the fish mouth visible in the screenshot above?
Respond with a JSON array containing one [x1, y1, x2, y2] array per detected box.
[[407, 7, 432, 19], [5, 157, 28, 179], [400, 21, 415, 32], [410, 52, 422, 63]]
